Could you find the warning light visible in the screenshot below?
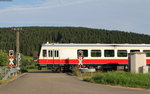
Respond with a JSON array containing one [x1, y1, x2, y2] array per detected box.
[[9, 50, 14, 57]]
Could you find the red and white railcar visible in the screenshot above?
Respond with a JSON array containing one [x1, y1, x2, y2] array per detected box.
[[38, 43, 150, 70]]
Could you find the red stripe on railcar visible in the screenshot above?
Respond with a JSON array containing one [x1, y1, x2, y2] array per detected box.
[[146, 59, 150, 64], [38, 59, 128, 64], [38, 59, 150, 65]]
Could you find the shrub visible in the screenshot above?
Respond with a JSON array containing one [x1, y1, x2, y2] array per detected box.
[[0, 50, 9, 66], [20, 54, 37, 70]]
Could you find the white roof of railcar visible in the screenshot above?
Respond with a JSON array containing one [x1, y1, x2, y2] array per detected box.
[[42, 43, 150, 47]]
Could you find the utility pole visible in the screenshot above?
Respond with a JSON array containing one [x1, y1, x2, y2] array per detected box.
[[13, 27, 22, 69], [16, 30, 19, 69]]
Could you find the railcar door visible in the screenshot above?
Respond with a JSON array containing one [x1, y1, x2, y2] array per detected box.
[[53, 50, 59, 64], [48, 50, 59, 65], [48, 50, 53, 64]]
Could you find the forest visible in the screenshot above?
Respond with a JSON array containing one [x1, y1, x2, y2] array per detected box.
[[0, 26, 150, 56]]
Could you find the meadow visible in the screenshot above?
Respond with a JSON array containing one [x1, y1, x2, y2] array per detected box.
[[83, 72, 150, 89]]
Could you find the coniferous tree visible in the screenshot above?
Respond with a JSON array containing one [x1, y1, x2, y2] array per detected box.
[[0, 27, 150, 56]]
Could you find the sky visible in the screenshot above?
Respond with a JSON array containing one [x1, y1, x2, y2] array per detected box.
[[0, 0, 150, 35]]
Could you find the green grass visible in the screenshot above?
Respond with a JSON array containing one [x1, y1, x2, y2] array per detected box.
[[72, 68, 101, 79], [0, 74, 2, 80], [72, 68, 81, 77], [84, 72, 150, 89], [0, 76, 16, 85], [26, 67, 47, 71]]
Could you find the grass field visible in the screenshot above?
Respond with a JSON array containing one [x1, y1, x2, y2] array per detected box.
[[84, 72, 150, 89]]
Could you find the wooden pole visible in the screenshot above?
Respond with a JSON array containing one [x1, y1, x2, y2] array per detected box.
[[16, 31, 19, 68]]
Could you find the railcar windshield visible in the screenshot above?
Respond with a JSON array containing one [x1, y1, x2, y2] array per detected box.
[[43, 50, 47, 57]]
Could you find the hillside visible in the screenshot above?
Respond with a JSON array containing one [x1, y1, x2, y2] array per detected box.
[[0, 27, 150, 56]]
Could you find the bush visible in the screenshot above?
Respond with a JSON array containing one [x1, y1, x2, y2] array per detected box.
[[20, 68, 28, 73], [0, 50, 9, 66], [20, 54, 37, 70]]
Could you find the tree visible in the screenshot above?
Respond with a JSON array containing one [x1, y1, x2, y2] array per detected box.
[[0, 50, 9, 66], [0, 27, 150, 56]]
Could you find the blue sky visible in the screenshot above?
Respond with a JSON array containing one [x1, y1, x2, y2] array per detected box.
[[0, 0, 150, 35]]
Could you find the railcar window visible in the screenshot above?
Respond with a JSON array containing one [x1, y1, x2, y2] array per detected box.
[[48, 50, 53, 57], [55, 50, 57, 57], [143, 50, 150, 57], [104, 50, 114, 57], [130, 50, 140, 53], [51, 50, 53, 57], [43, 50, 47, 57], [77, 50, 88, 57], [56, 50, 59, 57], [53, 50, 59, 57], [91, 50, 101, 57], [117, 50, 127, 57]]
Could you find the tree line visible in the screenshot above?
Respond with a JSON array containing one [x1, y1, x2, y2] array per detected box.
[[0, 26, 150, 56]]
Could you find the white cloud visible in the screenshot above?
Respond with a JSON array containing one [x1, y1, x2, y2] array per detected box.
[[0, 0, 150, 35], [0, 0, 97, 13]]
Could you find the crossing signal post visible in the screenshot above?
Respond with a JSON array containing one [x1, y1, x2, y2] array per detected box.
[[8, 50, 16, 67], [78, 50, 84, 68]]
